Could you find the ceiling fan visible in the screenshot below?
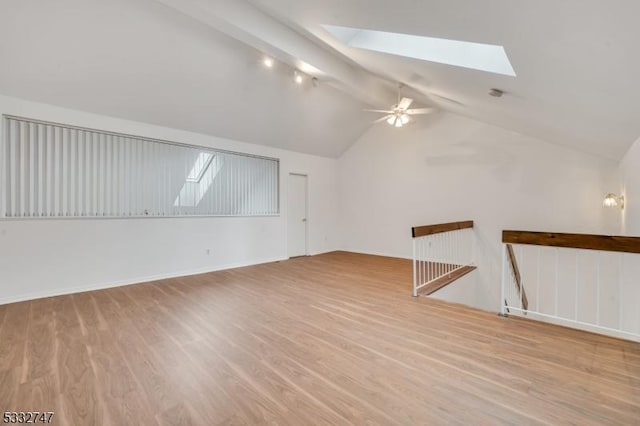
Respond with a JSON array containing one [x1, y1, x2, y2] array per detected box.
[[365, 84, 434, 127]]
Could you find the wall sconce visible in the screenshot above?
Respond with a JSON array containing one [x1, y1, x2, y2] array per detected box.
[[603, 193, 624, 209]]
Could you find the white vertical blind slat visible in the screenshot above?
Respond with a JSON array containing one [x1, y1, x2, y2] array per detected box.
[[113, 136, 120, 216], [18, 121, 24, 216], [63, 128, 69, 216], [105, 134, 111, 217], [65, 128, 72, 216], [82, 131, 89, 216], [26, 123, 32, 216], [57, 127, 63, 216], [34, 124, 41, 216], [45, 125, 52, 216], [74, 129, 79, 216], [26, 122, 34, 216], [53, 126, 60, 216], [134, 139, 140, 216], [92, 131, 97, 216], [7, 120, 15, 216], [130, 137, 136, 216], [123, 137, 129, 216], [1, 119, 6, 217], [98, 133, 104, 216]]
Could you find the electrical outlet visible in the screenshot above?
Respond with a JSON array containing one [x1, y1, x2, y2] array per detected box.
[[205, 249, 211, 255]]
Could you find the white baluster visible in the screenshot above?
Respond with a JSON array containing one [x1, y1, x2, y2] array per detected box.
[[500, 244, 507, 316], [412, 238, 417, 297]]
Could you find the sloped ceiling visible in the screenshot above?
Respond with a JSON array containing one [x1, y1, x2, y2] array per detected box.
[[250, 0, 640, 160], [2, 0, 640, 160], [0, 0, 374, 158]]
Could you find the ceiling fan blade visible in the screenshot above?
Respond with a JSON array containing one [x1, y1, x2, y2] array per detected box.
[[363, 109, 394, 113], [373, 115, 392, 124], [406, 108, 435, 115], [397, 97, 413, 110]]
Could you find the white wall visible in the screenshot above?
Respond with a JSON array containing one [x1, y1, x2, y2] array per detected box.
[[1, 95, 630, 314], [338, 112, 620, 311], [620, 137, 640, 236], [0, 94, 340, 304]]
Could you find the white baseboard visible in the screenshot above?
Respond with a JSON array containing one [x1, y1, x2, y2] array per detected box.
[[307, 249, 340, 257], [0, 256, 287, 306]]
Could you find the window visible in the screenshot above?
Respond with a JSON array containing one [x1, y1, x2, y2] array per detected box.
[[1, 115, 280, 218], [324, 25, 516, 77]]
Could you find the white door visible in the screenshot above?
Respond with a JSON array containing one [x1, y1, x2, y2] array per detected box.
[[288, 173, 308, 257]]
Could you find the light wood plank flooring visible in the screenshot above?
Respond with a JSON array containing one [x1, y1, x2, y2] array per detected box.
[[1, 251, 639, 425]]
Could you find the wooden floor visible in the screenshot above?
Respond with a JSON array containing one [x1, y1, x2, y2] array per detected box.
[[1, 251, 639, 425]]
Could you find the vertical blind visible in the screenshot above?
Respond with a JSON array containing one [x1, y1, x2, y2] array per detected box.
[[1, 115, 280, 218]]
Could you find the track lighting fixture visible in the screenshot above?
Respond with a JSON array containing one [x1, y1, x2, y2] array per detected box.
[[260, 56, 316, 88]]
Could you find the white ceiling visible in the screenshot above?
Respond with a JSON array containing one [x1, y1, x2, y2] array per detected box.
[[2, 0, 639, 160], [251, 0, 640, 160], [0, 0, 374, 158]]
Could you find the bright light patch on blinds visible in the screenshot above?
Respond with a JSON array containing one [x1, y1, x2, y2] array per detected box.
[[175, 154, 222, 208], [323, 25, 516, 76], [186, 152, 214, 182], [1, 116, 280, 218]]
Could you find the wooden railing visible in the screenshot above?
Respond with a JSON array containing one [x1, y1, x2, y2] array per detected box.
[[412, 220, 474, 238], [412, 221, 476, 297], [501, 229, 640, 342], [502, 230, 640, 254]]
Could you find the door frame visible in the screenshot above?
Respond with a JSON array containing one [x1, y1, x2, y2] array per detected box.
[[288, 172, 309, 257]]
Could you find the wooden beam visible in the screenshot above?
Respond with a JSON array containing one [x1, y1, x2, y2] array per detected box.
[[502, 231, 640, 254], [506, 244, 528, 311], [412, 221, 474, 238]]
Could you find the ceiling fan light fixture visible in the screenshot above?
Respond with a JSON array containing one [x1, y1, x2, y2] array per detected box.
[[368, 83, 433, 127]]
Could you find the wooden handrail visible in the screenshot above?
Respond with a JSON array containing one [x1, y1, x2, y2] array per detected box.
[[506, 244, 528, 310], [412, 220, 474, 238], [503, 230, 640, 254]]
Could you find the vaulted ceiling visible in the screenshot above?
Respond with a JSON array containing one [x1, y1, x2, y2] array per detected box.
[[248, 0, 640, 160], [2, 0, 640, 160]]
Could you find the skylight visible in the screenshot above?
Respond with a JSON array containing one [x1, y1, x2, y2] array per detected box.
[[323, 25, 516, 77]]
